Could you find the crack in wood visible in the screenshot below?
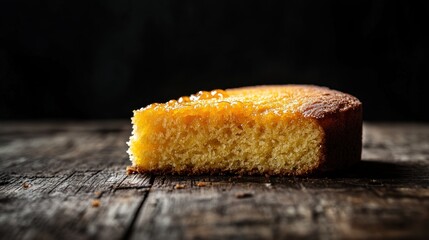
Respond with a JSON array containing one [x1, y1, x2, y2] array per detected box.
[[74, 170, 102, 195], [121, 175, 155, 240], [113, 185, 152, 191], [47, 171, 76, 194]]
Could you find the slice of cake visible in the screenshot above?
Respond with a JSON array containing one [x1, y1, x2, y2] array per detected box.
[[127, 85, 362, 175]]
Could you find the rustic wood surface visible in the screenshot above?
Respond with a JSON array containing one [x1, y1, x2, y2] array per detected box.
[[0, 121, 428, 240]]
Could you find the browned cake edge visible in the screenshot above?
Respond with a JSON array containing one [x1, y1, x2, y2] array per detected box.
[[314, 104, 362, 174]]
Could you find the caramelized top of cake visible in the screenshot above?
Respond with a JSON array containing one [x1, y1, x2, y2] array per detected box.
[[138, 85, 361, 119]]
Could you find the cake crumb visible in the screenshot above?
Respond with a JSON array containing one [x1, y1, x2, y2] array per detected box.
[[196, 182, 207, 187], [126, 166, 138, 175], [235, 192, 253, 199], [94, 191, 102, 198], [22, 182, 31, 189], [91, 199, 101, 207], [174, 184, 186, 189]]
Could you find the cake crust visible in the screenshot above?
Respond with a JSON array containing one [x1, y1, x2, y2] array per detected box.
[[128, 85, 362, 176]]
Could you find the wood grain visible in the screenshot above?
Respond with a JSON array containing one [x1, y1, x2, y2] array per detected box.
[[0, 121, 428, 240]]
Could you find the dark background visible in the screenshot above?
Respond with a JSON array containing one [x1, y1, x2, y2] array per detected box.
[[1, 0, 428, 121]]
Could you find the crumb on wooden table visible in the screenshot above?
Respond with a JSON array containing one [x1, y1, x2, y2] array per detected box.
[[22, 182, 31, 189], [235, 192, 253, 199], [196, 182, 207, 187], [126, 166, 138, 175], [174, 184, 186, 189], [91, 199, 101, 207]]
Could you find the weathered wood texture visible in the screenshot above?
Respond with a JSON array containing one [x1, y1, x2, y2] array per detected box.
[[0, 121, 428, 240]]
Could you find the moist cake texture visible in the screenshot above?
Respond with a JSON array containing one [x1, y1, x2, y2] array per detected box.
[[128, 85, 362, 175]]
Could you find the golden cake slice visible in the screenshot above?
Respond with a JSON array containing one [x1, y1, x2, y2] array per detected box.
[[127, 85, 362, 175]]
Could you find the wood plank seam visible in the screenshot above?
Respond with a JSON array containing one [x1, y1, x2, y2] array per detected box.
[[47, 171, 76, 194], [121, 175, 155, 240], [74, 170, 102, 195]]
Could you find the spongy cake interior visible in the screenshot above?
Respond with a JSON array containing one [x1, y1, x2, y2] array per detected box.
[[128, 86, 325, 175]]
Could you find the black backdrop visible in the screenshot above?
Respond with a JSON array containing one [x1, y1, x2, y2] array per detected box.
[[1, 0, 428, 121]]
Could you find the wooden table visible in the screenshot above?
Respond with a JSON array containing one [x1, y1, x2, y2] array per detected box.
[[1, 121, 428, 240]]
